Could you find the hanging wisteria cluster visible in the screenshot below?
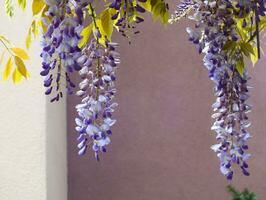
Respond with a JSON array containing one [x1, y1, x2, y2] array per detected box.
[[2, 0, 266, 180], [170, 0, 265, 179], [75, 41, 119, 159], [75, 38, 120, 159], [40, 0, 265, 177], [36, 0, 169, 160]]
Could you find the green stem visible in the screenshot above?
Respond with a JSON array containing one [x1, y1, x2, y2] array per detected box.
[[0, 38, 13, 56], [88, 3, 101, 100], [255, 10, 261, 59]]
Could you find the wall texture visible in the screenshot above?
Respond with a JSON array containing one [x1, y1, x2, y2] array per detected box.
[[0, 3, 67, 200], [67, 2, 266, 200]]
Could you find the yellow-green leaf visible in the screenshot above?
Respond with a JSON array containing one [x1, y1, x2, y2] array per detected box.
[[108, 8, 120, 31], [237, 20, 248, 41], [32, 0, 45, 15], [100, 9, 113, 40], [18, 0, 27, 10], [2, 57, 13, 80], [239, 42, 255, 57], [0, 35, 11, 44], [32, 20, 39, 36], [0, 50, 6, 65], [140, 1, 151, 12], [14, 56, 28, 78], [11, 48, 29, 60], [12, 68, 23, 84], [223, 41, 237, 51], [78, 23, 93, 48], [94, 20, 107, 46], [236, 58, 245, 77], [251, 47, 259, 66], [161, 10, 169, 24], [41, 6, 49, 33], [5, 0, 14, 17], [152, 2, 163, 20], [26, 29, 32, 49]]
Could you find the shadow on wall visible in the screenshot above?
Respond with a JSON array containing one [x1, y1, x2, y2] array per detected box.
[[46, 97, 67, 200]]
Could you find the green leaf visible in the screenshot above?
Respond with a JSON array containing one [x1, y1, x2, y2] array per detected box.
[[32, 0, 45, 15], [227, 185, 259, 200], [151, 2, 163, 20], [2, 57, 13, 81], [25, 29, 32, 49], [17, 0, 26, 10], [251, 47, 259, 66], [150, 0, 159, 8], [239, 42, 255, 57], [237, 20, 248, 41], [236, 57, 245, 77], [223, 41, 237, 51], [140, 0, 151, 12], [5, 0, 14, 17], [0, 50, 6, 65], [108, 8, 120, 31], [0, 35, 11, 44], [161, 8, 169, 24], [78, 23, 93, 48], [148, 0, 169, 24]]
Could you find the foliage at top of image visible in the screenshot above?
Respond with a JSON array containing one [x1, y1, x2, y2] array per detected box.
[[228, 185, 259, 200], [1, 0, 266, 182]]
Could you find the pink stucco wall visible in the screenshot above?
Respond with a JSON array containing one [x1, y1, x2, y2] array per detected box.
[[67, 3, 266, 199]]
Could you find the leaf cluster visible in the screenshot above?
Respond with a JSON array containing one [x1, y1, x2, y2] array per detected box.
[[222, 8, 266, 76], [228, 185, 259, 200], [0, 35, 30, 83], [4, 0, 27, 17], [79, 0, 169, 48]]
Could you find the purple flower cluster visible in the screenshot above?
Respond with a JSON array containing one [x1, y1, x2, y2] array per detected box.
[[110, 0, 147, 40], [40, 0, 88, 102], [183, 0, 263, 179], [75, 40, 120, 160]]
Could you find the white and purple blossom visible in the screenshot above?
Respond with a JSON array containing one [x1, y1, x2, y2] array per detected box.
[[40, 0, 89, 102], [75, 39, 120, 160], [172, 0, 265, 179]]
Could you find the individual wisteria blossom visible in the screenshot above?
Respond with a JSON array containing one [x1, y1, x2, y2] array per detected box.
[[172, 0, 265, 179], [75, 39, 120, 160], [40, 0, 89, 102]]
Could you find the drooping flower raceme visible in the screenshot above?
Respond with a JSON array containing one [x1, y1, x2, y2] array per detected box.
[[110, 0, 147, 41], [40, 0, 88, 102], [175, 0, 265, 179], [75, 39, 120, 160]]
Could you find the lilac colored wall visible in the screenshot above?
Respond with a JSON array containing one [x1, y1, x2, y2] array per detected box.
[[67, 3, 266, 199]]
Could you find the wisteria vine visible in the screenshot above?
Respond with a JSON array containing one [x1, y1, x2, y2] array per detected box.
[[38, 0, 169, 160], [6, 0, 262, 179], [75, 3, 120, 159], [171, 0, 265, 179], [40, 0, 88, 101]]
